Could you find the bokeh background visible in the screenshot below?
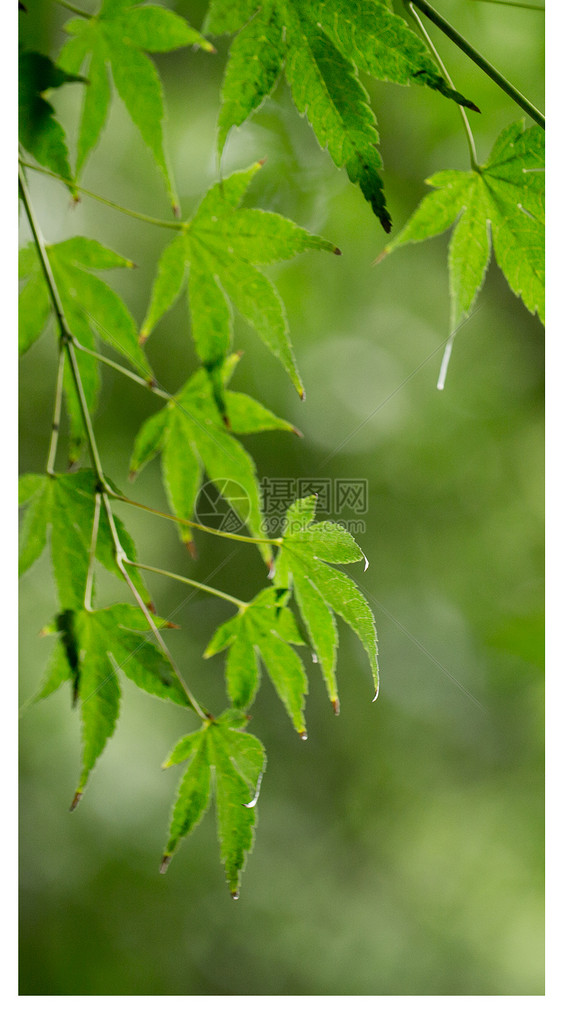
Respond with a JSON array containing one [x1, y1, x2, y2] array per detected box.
[[18, 0, 544, 996]]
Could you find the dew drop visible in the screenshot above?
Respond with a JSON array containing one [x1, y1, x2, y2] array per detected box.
[[311, 652, 318, 664], [231, 890, 240, 901], [299, 730, 308, 742]]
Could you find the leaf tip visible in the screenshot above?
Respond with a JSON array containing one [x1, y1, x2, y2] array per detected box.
[[138, 332, 148, 346], [331, 697, 340, 717], [257, 158, 267, 167], [299, 730, 308, 742], [299, 387, 306, 402], [128, 470, 137, 483], [291, 425, 303, 438], [70, 791, 82, 812], [333, 246, 342, 256], [172, 203, 181, 220], [231, 889, 240, 900], [159, 854, 172, 874], [372, 684, 380, 703], [374, 248, 389, 266], [185, 539, 198, 560]]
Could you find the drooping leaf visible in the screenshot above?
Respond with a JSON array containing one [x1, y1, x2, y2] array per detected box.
[[273, 496, 378, 710], [18, 237, 148, 459], [58, 1, 214, 209], [162, 711, 266, 897], [205, 588, 308, 734], [18, 470, 151, 608], [140, 163, 340, 398], [382, 121, 545, 330], [129, 362, 296, 565], [205, 0, 478, 230], [39, 603, 188, 806], [18, 50, 84, 187]]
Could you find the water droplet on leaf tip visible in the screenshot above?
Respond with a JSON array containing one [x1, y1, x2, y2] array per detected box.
[[231, 890, 240, 900], [299, 731, 308, 741]]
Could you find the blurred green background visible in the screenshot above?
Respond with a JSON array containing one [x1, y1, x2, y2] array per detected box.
[[19, 0, 544, 996]]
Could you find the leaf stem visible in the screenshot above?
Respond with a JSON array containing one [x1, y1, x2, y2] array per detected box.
[[19, 160, 184, 230], [409, 3, 479, 169], [112, 492, 283, 548], [409, 0, 545, 128], [55, 0, 91, 18], [102, 496, 209, 720], [46, 346, 66, 474], [72, 339, 171, 401], [124, 559, 247, 610]]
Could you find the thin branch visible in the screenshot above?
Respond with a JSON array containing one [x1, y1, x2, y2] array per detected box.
[[124, 559, 247, 610], [20, 168, 209, 722], [409, 0, 545, 129], [19, 160, 184, 230], [64, 340, 107, 486], [46, 345, 66, 474], [18, 167, 72, 338], [409, 3, 479, 169]]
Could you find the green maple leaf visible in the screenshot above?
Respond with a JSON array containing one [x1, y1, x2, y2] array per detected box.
[[38, 603, 188, 807], [19, 469, 151, 609], [382, 121, 545, 331], [140, 162, 340, 399], [204, 0, 478, 231], [205, 588, 308, 735], [18, 51, 84, 189], [129, 358, 295, 565], [272, 496, 378, 712], [57, 0, 213, 211], [162, 710, 266, 897], [19, 237, 150, 460]]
